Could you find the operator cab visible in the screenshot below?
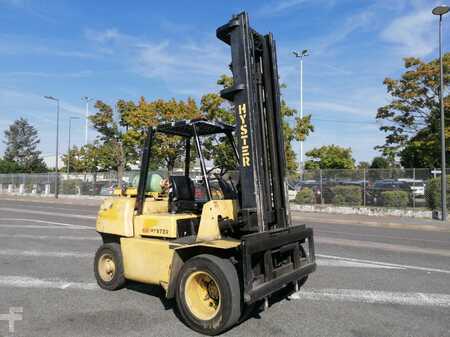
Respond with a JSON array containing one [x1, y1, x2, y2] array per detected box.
[[135, 119, 239, 217]]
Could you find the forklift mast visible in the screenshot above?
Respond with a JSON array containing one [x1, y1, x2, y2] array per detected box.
[[217, 12, 291, 233]]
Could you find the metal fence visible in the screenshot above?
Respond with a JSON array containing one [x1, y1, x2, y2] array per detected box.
[[0, 168, 449, 212], [288, 168, 450, 212]]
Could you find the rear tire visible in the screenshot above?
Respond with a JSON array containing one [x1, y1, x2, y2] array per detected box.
[[94, 243, 126, 290], [176, 254, 241, 336]]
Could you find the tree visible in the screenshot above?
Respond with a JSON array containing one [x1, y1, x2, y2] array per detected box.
[[357, 161, 370, 169], [370, 156, 391, 169], [375, 53, 450, 168], [200, 75, 314, 174], [62, 143, 107, 173], [90, 97, 200, 178], [3, 118, 47, 172], [0, 158, 21, 173], [304, 145, 355, 169]]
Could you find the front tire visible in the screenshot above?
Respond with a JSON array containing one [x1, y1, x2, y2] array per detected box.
[[176, 254, 241, 336], [94, 243, 126, 290]]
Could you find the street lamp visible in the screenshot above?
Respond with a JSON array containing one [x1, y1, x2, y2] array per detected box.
[[293, 49, 310, 170], [67, 117, 80, 176], [44, 95, 60, 199], [432, 5, 449, 221], [81, 96, 94, 146]]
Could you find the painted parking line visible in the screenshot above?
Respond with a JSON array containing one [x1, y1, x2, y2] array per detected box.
[[0, 234, 98, 241], [1, 275, 449, 309], [0, 224, 92, 230], [0, 207, 96, 220], [317, 237, 450, 257], [0, 249, 91, 258], [0, 276, 97, 290], [316, 259, 404, 270], [0, 218, 94, 229], [0, 248, 448, 276], [317, 254, 450, 275], [291, 288, 450, 307]]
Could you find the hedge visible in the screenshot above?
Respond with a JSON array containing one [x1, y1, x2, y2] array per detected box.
[[295, 187, 315, 204], [60, 179, 82, 195], [332, 185, 362, 206], [380, 190, 409, 208], [425, 176, 450, 210]]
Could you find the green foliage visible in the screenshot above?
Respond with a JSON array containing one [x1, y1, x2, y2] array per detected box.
[[357, 161, 370, 169], [3, 118, 47, 172], [0, 158, 22, 173], [332, 185, 362, 206], [380, 190, 409, 208], [200, 75, 314, 174], [89, 97, 200, 177], [425, 177, 450, 210], [370, 156, 391, 169], [375, 53, 450, 167], [305, 145, 355, 169], [295, 188, 315, 204], [61, 179, 82, 195]]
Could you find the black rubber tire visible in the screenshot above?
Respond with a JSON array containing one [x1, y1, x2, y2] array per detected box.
[[94, 243, 126, 291], [176, 254, 242, 336]]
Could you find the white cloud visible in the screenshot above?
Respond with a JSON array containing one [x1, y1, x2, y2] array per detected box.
[[1, 70, 92, 78], [315, 9, 375, 54], [85, 28, 230, 97], [380, 9, 436, 57], [258, 0, 310, 16]]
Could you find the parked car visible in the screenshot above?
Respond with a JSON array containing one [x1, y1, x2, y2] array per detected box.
[[367, 179, 412, 206], [398, 179, 425, 197]]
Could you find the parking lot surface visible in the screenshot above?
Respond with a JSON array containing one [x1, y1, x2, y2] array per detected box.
[[0, 199, 449, 337]]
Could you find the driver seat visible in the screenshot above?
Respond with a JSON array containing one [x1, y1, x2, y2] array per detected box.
[[168, 176, 198, 213]]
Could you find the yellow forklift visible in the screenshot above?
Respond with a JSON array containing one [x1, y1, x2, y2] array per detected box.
[[94, 12, 316, 335]]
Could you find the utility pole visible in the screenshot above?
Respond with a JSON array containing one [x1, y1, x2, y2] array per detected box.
[[81, 96, 93, 146], [432, 5, 449, 221], [67, 117, 80, 176], [44, 95, 60, 198], [293, 49, 309, 170]]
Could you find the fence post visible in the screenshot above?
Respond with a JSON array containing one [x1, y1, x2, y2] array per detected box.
[[412, 168, 416, 210], [319, 169, 324, 204], [363, 168, 366, 207]]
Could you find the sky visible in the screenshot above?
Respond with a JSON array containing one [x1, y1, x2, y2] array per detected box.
[[0, 0, 448, 166]]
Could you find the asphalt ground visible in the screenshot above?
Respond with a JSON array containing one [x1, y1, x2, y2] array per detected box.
[[0, 199, 449, 337]]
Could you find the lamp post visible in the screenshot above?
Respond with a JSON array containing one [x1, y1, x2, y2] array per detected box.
[[44, 95, 60, 198], [67, 117, 80, 176], [432, 5, 449, 221], [81, 96, 93, 146], [293, 49, 309, 170]]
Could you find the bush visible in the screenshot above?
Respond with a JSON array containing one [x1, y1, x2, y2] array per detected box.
[[380, 190, 409, 208], [425, 177, 450, 210], [332, 185, 362, 206], [295, 188, 315, 204], [61, 179, 82, 195]]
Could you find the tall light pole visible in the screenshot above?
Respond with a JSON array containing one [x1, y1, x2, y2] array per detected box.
[[44, 95, 60, 199], [67, 116, 80, 176], [293, 49, 309, 170], [432, 5, 449, 221], [81, 96, 93, 146]]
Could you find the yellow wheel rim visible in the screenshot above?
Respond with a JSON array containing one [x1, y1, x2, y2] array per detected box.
[[98, 253, 116, 282], [185, 271, 221, 321]]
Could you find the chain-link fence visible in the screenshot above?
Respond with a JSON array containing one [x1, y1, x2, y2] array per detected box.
[[0, 172, 137, 197], [288, 168, 450, 213], [0, 168, 201, 197], [1, 168, 449, 214]]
